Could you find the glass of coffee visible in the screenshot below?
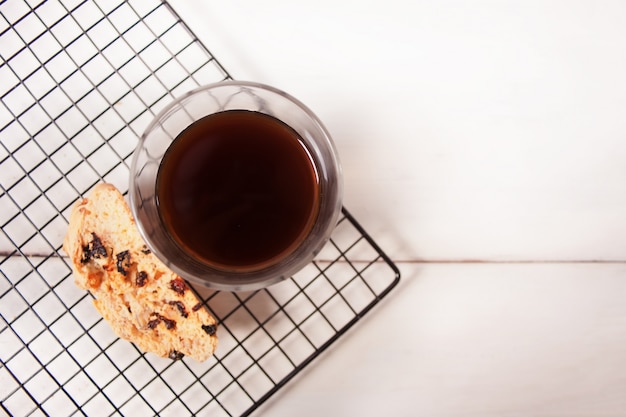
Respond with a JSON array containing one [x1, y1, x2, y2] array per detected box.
[[130, 81, 343, 291]]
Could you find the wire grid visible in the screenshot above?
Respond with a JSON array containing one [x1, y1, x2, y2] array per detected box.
[[0, 1, 401, 416]]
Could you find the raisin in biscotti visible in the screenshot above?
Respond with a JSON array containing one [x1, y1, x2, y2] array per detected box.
[[63, 183, 218, 361]]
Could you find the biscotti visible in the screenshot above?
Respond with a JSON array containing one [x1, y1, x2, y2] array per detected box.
[[63, 183, 218, 361]]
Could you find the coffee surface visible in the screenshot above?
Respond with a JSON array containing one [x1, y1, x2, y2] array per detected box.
[[156, 110, 319, 270]]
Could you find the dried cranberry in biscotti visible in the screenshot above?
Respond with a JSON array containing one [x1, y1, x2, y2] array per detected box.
[[160, 315, 177, 330], [146, 313, 176, 330], [81, 233, 107, 263], [169, 277, 187, 295], [116, 250, 131, 275], [147, 315, 160, 329], [136, 271, 148, 287], [201, 324, 216, 336], [169, 301, 189, 318], [168, 350, 184, 360]]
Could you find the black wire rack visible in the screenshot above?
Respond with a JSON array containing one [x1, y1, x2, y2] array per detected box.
[[0, 1, 400, 416]]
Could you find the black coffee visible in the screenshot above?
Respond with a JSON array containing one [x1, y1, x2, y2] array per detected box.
[[156, 110, 319, 271]]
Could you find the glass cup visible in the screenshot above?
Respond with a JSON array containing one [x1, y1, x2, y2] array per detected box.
[[130, 81, 343, 291]]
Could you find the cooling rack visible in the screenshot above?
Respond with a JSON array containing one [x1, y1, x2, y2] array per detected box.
[[0, 1, 401, 416]]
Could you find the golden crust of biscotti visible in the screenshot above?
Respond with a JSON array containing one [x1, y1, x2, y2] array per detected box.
[[62, 183, 218, 362]]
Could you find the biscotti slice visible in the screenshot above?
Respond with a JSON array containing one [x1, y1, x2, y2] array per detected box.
[[62, 183, 218, 362]]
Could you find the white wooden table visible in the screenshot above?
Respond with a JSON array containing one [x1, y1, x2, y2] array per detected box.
[[173, 1, 626, 415]]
